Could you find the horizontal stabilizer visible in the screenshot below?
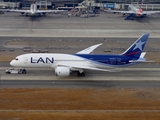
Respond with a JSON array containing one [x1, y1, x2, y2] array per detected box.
[[129, 59, 153, 63], [129, 52, 153, 62]]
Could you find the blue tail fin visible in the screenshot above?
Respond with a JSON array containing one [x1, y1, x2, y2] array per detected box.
[[122, 33, 150, 58]]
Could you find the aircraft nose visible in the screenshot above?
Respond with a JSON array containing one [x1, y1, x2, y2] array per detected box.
[[10, 60, 15, 66]]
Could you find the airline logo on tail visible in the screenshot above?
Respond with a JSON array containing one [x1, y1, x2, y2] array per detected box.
[[133, 40, 145, 51], [122, 33, 149, 58]]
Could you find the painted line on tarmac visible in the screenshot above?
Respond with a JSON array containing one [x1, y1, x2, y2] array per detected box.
[[0, 110, 160, 112], [0, 29, 160, 38], [1, 67, 160, 71]]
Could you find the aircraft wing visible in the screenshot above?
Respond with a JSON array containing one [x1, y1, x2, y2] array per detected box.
[[9, 9, 30, 13], [104, 9, 160, 15], [104, 9, 137, 14], [0, 9, 10, 12], [54, 43, 115, 72], [71, 65, 114, 72], [55, 63, 114, 72], [76, 43, 102, 54], [57, 63, 115, 72], [36, 10, 67, 13], [142, 11, 160, 15]]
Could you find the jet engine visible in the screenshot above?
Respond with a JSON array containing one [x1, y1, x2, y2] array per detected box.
[[21, 12, 24, 14], [55, 66, 70, 76], [43, 12, 46, 15]]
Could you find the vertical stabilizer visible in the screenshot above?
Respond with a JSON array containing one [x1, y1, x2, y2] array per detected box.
[[122, 33, 150, 58]]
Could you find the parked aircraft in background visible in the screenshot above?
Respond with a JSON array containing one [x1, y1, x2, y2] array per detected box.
[[9, 2, 66, 17], [10, 34, 150, 77], [0, 9, 10, 13], [104, 4, 160, 20]]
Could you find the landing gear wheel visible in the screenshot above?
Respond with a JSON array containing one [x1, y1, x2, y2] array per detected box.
[[77, 72, 85, 77], [22, 70, 26, 74]]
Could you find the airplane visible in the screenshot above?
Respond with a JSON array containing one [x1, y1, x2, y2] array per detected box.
[[104, 4, 160, 20], [10, 33, 150, 77], [9, 2, 66, 17]]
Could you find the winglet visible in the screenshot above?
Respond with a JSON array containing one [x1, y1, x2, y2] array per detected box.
[[76, 43, 103, 54]]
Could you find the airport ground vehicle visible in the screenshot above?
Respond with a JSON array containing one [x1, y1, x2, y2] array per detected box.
[[5, 68, 26, 74], [0, 11, 4, 14]]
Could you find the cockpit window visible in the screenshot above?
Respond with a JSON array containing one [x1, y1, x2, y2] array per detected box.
[[14, 58, 18, 60]]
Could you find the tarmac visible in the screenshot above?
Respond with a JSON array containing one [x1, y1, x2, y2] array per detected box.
[[0, 10, 160, 120], [0, 12, 160, 38], [0, 11, 160, 81], [0, 67, 160, 81]]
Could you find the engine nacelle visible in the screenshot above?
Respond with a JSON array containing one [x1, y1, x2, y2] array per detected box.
[[21, 12, 24, 14], [55, 66, 70, 76]]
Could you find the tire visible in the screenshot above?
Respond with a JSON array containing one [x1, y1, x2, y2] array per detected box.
[[77, 72, 85, 77], [22, 70, 26, 74]]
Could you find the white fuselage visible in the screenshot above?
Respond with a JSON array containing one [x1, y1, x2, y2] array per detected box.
[[30, 4, 37, 15], [11, 53, 94, 68], [10, 53, 107, 70]]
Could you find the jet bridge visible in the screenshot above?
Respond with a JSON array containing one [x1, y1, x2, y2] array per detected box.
[[36, 0, 52, 9], [0, 2, 19, 9]]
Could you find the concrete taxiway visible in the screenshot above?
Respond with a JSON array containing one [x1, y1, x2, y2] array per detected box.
[[0, 67, 160, 81], [0, 68, 160, 87], [0, 12, 160, 38], [0, 11, 160, 120]]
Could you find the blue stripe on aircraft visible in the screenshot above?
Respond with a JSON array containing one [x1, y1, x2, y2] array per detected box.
[[73, 33, 150, 67], [73, 54, 137, 67]]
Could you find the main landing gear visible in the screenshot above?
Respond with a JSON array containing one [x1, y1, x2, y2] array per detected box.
[[77, 71, 85, 77]]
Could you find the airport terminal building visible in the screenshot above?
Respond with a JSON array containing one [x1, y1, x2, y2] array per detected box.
[[0, 0, 160, 9], [1, 0, 160, 6], [1, 0, 160, 3]]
